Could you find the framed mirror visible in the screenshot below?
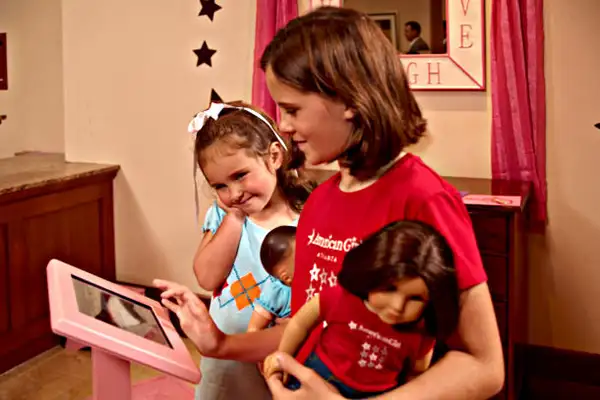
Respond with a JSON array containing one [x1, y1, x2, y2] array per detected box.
[[304, 0, 486, 91]]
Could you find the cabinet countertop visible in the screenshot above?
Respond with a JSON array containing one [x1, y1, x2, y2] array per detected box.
[[0, 153, 119, 197]]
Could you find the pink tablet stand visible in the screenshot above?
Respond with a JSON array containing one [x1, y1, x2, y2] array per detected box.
[[47, 259, 201, 400]]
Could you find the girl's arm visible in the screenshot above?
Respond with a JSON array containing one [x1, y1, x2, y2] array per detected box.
[[247, 306, 275, 332], [156, 278, 284, 362], [193, 211, 244, 291], [406, 347, 434, 381]]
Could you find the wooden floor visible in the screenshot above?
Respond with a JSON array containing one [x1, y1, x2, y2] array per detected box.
[[0, 340, 200, 400]]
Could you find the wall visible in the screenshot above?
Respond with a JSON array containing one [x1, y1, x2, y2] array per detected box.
[[527, 0, 600, 353], [0, 0, 64, 158], [62, 0, 257, 292]]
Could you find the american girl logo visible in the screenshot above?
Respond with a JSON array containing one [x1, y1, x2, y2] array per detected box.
[[349, 321, 402, 349], [307, 229, 361, 253]]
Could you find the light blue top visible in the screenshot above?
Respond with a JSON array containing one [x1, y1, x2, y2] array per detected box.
[[202, 202, 297, 334], [255, 277, 292, 319]]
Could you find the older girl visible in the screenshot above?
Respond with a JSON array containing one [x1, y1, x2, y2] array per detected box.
[[159, 6, 504, 400]]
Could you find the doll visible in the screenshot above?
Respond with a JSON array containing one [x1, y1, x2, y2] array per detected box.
[[263, 220, 460, 399], [247, 225, 296, 332]]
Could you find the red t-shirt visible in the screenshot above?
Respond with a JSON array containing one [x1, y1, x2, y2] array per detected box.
[[315, 286, 435, 392], [293, 154, 486, 362]]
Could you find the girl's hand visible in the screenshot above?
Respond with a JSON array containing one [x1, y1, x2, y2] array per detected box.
[[216, 197, 246, 221], [153, 279, 225, 357], [265, 352, 342, 400]]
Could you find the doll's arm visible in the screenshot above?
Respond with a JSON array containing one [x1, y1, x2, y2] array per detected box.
[[248, 306, 276, 332], [263, 295, 321, 379], [278, 295, 322, 355]]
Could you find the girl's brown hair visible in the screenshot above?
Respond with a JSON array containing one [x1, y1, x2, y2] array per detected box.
[[261, 7, 427, 180], [194, 101, 313, 213], [337, 220, 459, 340]]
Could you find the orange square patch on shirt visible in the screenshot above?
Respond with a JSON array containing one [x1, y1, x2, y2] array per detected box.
[[230, 273, 262, 310]]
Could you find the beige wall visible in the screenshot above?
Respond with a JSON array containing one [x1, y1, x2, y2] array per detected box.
[[0, 0, 64, 158], [527, 0, 600, 353], [62, 0, 257, 293]]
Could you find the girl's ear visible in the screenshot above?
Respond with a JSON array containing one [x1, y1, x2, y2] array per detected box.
[[268, 142, 284, 170], [344, 106, 356, 121]]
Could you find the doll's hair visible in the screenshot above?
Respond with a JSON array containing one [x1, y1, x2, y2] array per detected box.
[[194, 101, 314, 213], [260, 225, 297, 276], [337, 220, 459, 340], [261, 6, 426, 178]]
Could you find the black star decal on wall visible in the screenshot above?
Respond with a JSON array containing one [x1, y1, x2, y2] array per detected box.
[[210, 89, 223, 103], [193, 42, 216, 67], [595, 123, 600, 130], [199, 0, 222, 21]]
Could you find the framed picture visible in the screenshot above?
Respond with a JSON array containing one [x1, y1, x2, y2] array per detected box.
[[369, 13, 398, 50]]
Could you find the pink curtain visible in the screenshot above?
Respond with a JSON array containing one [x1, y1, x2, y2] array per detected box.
[[491, 0, 547, 229], [252, 0, 298, 122]]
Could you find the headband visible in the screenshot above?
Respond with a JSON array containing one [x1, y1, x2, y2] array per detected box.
[[188, 102, 287, 151]]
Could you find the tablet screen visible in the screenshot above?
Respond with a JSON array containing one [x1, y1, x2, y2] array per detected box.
[[72, 275, 173, 348]]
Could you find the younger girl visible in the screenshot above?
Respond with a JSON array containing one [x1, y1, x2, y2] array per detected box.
[[263, 220, 459, 398], [248, 225, 297, 332], [187, 101, 311, 400]]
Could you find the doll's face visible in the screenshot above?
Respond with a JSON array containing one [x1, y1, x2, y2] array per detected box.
[[366, 276, 429, 325], [272, 243, 295, 286]]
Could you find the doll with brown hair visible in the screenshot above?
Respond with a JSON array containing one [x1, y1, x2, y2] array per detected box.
[[247, 225, 297, 332], [263, 220, 460, 399]]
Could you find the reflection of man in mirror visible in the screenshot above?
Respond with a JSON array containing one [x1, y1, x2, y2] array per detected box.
[[442, 20, 447, 53], [404, 21, 430, 54]]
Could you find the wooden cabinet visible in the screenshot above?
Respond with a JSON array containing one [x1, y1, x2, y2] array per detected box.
[[304, 169, 530, 400], [446, 177, 530, 400], [0, 153, 119, 374]]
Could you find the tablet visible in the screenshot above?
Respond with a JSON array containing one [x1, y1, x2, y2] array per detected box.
[[47, 259, 200, 384]]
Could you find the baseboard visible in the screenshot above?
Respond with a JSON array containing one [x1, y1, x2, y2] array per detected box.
[[522, 344, 600, 399]]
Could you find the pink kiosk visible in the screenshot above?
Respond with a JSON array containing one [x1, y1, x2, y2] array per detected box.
[[47, 259, 201, 400]]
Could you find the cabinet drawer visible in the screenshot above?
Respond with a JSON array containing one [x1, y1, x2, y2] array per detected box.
[[482, 255, 508, 301], [494, 302, 507, 344], [469, 212, 509, 254]]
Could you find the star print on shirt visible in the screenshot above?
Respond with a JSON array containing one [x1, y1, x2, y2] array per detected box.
[[306, 285, 316, 300], [362, 342, 371, 351], [193, 41, 216, 67], [349, 321, 357, 330], [310, 264, 320, 282], [328, 271, 337, 287], [319, 270, 328, 284], [198, 0, 222, 21]]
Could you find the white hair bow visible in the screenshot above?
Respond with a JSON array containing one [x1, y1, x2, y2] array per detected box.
[[187, 102, 287, 151], [187, 102, 226, 134]]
